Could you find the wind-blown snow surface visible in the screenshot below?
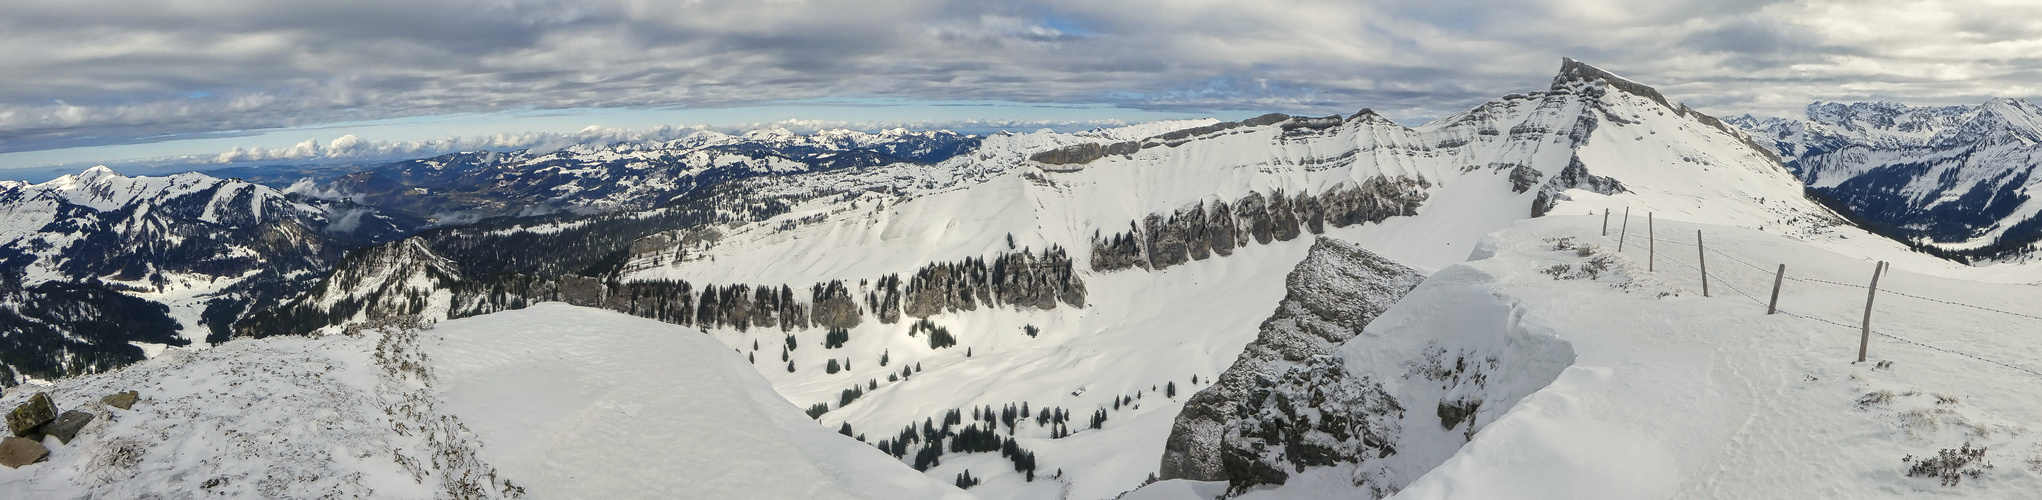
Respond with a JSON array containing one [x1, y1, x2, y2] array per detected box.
[[0, 303, 965, 499], [1139, 214, 2042, 499], [423, 303, 969, 499]]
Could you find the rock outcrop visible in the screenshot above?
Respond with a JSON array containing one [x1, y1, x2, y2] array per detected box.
[[1158, 238, 1424, 483], [1092, 181, 1428, 273]]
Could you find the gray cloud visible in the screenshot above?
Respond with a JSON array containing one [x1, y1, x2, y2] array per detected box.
[[4, 0, 2041, 154]]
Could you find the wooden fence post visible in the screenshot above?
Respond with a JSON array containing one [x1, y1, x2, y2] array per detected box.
[[1617, 207, 1630, 252], [1767, 264, 1785, 315], [1858, 261, 1886, 363], [1602, 209, 1610, 236], [1648, 213, 1655, 272], [1697, 230, 1708, 297]]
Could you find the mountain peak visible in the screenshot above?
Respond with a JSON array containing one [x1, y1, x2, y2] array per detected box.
[[1550, 58, 1679, 111], [80, 165, 117, 180]]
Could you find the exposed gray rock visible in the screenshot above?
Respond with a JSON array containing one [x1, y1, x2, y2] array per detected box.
[[0, 436, 47, 468], [102, 390, 138, 410], [556, 275, 608, 308], [811, 280, 862, 329], [43, 410, 93, 444], [1092, 180, 1429, 274], [1028, 141, 1139, 166], [904, 246, 1084, 318], [1206, 200, 1238, 257], [6, 392, 55, 437], [1532, 156, 1627, 217], [1158, 238, 1423, 483]]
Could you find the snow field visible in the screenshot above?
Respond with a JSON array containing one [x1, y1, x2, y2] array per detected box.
[[423, 303, 970, 499]]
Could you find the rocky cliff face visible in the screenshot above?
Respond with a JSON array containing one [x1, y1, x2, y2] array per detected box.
[[1092, 181, 1429, 273], [1160, 239, 1581, 498], [1158, 237, 1424, 485]]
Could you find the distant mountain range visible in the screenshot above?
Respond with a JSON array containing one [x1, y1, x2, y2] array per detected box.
[[1731, 99, 2042, 262]]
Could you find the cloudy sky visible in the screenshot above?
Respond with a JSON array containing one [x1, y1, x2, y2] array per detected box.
[[5, 0, 2040, 177]]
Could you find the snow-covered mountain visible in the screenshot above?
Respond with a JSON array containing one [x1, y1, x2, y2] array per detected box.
[[203, 58, 1969, 499], [1731, 99, 2042, 262], [0, 167, 413, 384]]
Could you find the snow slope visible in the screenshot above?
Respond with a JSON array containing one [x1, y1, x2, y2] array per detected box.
[[424, 303, 970, 499], [1132, 214, 2042, 499], [0, 303, 966, 499]]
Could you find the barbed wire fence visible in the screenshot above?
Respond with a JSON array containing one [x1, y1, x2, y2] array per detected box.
[[1591, 209, 2042, 379]]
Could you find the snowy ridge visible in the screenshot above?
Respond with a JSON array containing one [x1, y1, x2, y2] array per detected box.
[[0, 303, 968, 499]]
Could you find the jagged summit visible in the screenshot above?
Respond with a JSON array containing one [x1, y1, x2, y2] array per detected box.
[[1550, 57, 1679, 110]]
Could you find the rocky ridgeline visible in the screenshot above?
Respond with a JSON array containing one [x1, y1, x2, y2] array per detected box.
[[1, 390, 139, 469], [1157, 238, 1424, 492], [1028, 113, 1339, 168], [1092, 181, 1430, 272]]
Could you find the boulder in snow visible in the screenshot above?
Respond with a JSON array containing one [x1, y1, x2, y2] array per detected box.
[[102, 391, 138, 410], [43, 411, 94, 445], [6, 393, 56, 437], [0, 437, 47, 468]]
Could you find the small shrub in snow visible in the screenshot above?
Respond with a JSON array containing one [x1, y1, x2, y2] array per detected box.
[[1854, 390, 1895, 410], [1543, 264, 1573, 279], [1904, 442, 1992, 486]]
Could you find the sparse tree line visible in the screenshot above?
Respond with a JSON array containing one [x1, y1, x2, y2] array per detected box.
[[865, 404, 1048, 481], [1091, 179, 1428, 272]]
